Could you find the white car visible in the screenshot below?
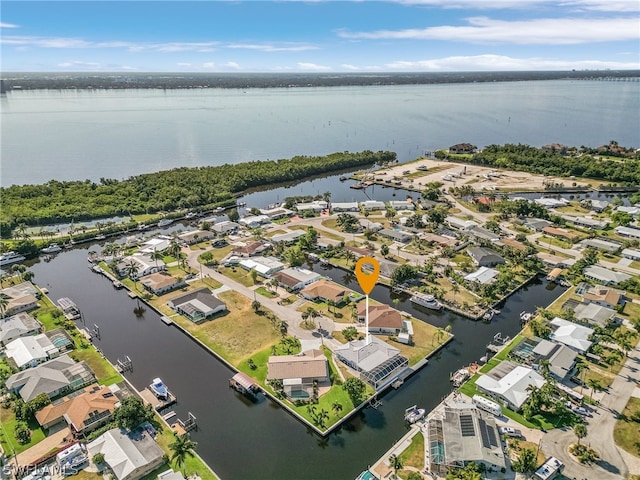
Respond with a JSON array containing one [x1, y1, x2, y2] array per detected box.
[[498, 426, 522, 437], [573, 406, 591, 417]]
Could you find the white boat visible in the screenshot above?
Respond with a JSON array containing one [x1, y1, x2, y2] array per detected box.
[[482, 310, 494, 322], [158, 218, 174, 227], [520, 311, 533, 322], [410, 293, 442, 310], [451, 368, 470, 387], [404, 405, 426, 424], [41, 243, 62, 254], [150, 378, 169, 399], [0, 251, 26, 267], [95, 234, 106, 240]]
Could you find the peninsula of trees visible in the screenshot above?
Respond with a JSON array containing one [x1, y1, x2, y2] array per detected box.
[[0, 150, 395, 233]]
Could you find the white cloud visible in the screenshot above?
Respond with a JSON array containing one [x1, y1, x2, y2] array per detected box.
[[561, 0, 640, 12], [393, 0, 640, 11], [384, 53, 640, 71], [341, 64, 359, 70], [0, 36, 221, 53], [223, 62, 241, 69], [338, 16, 639, 44], [226, 43, 319, 52], [176, 62, 192, 67], [202, 62, 216, 68], [297, 62, 332, 71], [0, 22, 20, 28]]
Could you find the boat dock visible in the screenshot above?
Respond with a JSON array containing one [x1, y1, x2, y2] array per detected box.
[[140, 387, 177, 411], [171, 412, 197, 436], [229, 372, 261, 398], [161, 316, 173, 325]]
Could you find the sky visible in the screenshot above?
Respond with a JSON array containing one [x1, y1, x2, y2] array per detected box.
[[1, 0, 639, 72]]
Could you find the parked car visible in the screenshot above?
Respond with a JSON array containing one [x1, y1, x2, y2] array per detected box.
[[498, 426, 522, 438], [573, 406, 591, 417]]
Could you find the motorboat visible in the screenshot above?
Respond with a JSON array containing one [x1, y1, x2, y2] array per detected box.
[[404, 405, 426, 424], [158, 218, 174, 227], [0, 251, 26, 267], [150, 378, 169, 399], [451, 368, 470, 387], [41, 243, 62, 254], [410, 293, 442, 310]]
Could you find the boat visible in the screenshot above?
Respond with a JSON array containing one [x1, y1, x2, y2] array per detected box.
[[0, 251, 26, 267], [112, 280, 123, 289], [350, 182, 366, 189], [150, 378, 169, 400], [158, 218, 174, 227], [482, 310, 494, 322], [520, 311, 533, 322], [41, 243, 62, 254], [451, 368, 470, 387], [95, 234, 106, 240], [404, 405, 426, 424], [339, 176, 349, 181], [410, 293, 442, 310]]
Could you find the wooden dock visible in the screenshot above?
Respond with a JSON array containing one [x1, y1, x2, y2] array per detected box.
[[140, 387, 177, 411]]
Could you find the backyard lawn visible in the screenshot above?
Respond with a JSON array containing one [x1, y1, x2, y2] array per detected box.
[[614, 397, 640, 458]]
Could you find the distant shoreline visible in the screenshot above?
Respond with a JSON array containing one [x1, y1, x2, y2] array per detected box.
[[2, 70, 639, 91]]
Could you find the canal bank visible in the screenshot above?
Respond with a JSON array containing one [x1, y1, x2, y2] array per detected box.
[[26, 245, 566, 480]]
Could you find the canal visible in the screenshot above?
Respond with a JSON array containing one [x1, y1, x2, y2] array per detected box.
[[27, 243, 566, 480]]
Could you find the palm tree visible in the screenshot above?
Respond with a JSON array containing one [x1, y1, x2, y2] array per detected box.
[[332, 401, 343, 418], [574, 423, 587, 446], [388, 454, 402, 477], [151, 249, 164, 268], [125, 260, 140, 290], [433, 327, 443, 346], [573, 359, 588, 395], [169, 238, 182, 260], [0, 293, 9, 318], [587, 378, 603, 400], [169, 433, 198, 476]]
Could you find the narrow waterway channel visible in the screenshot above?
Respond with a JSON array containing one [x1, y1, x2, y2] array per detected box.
[[27, 245, 566, 480]]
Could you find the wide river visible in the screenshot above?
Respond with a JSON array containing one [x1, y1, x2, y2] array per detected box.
[[27, 238, 566, 480], [2, 79, 639, 186]]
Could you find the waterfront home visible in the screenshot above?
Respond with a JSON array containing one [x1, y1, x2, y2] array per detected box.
[[615, 205, 640, 217], [360, 200, 386, 212], [425, 401, 505, 477], [239, 214, 271, 229], [359, 219, 383, 233], [523, 217, 553, 232], [531, 340, 577, 381], [178, 229, 215, 245], [614, 225, 640, 239], [266, 349, 329, 400], [535, 198, 569, 209], [238, 256, 285, 277], [573, 303, 618, 328], [378, 228, 412, 243], [579, 284, 625, 309], [331, 202, 359, 212], [139, 272, 187, 296], [259, 206, 295, 220], [138, 236, 172, 255], [466, 247, 505, 267], [35, 384, 119, 435], [464, 267, 499, 285], [87, 428, 164, 480], [5, 354, 95, 402], [295, 201, 328, 213], [231, 240, 271, 257], [5, 334, 59, 369], [335, 336, 409, 390], [211, 220, 240, 235], [272, 267, 321, 292], [588, 199, 609, 212], [475, 361, 545, 411], [167, 288, 226, 323], [388, 200, 415, 211], [0, 312, 43, 346], [270, 230, 306, 245], [446, 216, 479, 231], [541, 226, 578, 241], [546, 268, 564, 282], [536, 252, 576, 268], [549, 318, 593, 353], [449, 143, 477, 154], [0, 281, 40, 316], [621, 248, 640, 261], [542, 143, 568, 154], [345, 245, 375, 258], [562, 215, 609, 230], [583, 265, 631, 286], [115, 254, 166, 280], [467, 225, 500, 243], [356, 303, 403, 335], [577, 238, 621, 253], [301, 280, 349, 305]]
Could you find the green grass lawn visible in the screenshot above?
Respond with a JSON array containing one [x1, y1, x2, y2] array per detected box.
[[393, 319, 450, 366], [0, 406, 46, 455], [255, 286, 277, 298], [398, 432, 424, 469], [218, 266, 257, 287], [614, 397, 640, 458], [154, 424, 219, 480], [69, 348, 123, 386]]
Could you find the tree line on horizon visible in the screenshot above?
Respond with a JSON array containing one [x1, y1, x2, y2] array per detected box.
[[0, 150, 394, 235]]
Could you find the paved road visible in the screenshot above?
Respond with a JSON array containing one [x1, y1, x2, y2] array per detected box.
[[543, 339, 640, 480]]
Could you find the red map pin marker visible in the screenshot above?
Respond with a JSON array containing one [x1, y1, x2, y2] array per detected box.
[[355, 257, 380, 295]]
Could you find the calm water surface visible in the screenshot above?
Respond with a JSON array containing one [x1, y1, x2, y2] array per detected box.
[[27, 246, 565, 480], [2, 80, 639, 186]]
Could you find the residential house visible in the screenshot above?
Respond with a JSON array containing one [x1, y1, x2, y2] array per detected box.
[[178, 230, 215, 246], [580, 284, 624, 309], [211, 221, 240, 235], [535, 198, 569, 209], [270, 230, 306, 245], [239, 214, 271, 229], [295, 201, 327, 213], [6, 334, 59, 369], [167, 288, 226, 323], [549, 318, 593, 353], [331, 202, 359, 212], [446, 216, 479, 231], [0, 313, 43, 346], [5, 354, 96, 402], [356, 303, 403, 335], [614, 226, 640, 239], [0, 282, 40, 316], [344, 245, 375, 258], [532, 340, 577, 381], [335, 336, 409, 390], [542, 144, 568, 154], [138, 236, 172, 255], [449, 143, 477, 154], [378, 229, 412, 243], [266, 349, 329, 400], [541, 226, 578, 241], [573, 303, 617, 328], [464, 267, 500, 285], [359, 219, 383, 233], [116, 254, 166, 280], [231, 240, 271, 257], [475, 361, 545, 411], [360, 200, 386, 212], [35, 384, 120, 435], [621, 248, 640, 261], [499, 238, 527, 251], [301, 280, 349, 305], [422, 232, 459, 249], [425, 402, 506, 477], [562, 216, 608, 230], [272, 268, 321, 292], [467, 226, 500, 243], [523, 217, 553, 232], [259, 206, 295, 220], [578, 238, 621, 253], [536, 252, 576, 268], [238, 256, 284, 277], [139, 272, 186, 296], [389, 200, 415, 211], [467, 247, 505, 267], [583, 265, 631, 286], [615, 206, 640, 217], [87, 428, 164, 480], [588, 200, 609, 212]]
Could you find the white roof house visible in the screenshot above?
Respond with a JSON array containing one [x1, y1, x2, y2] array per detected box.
[[296, 201, 327, 212], [475, 362, 545, 410], [87, 428, 164, 480], [465, 267, 499, 285], [574, 303, 616, 328], [211, 221, 240, 234], [116, 254, 165, 280], [583, 265, 631, 286], [238, 256, 285, 277], [272, 267, 321, 291], [270, 230, 306, 244], [615, 226, 640, 239], [239, 214, 271, 229], [0, 313, 43, 346], [6, 334, 59, 369], [446, 216, 479, 230], [389, 200, 415, 211], [360, 200, 386, 211], [331, 202, 359, 212], [621, 248, 640, 261], [138, 236, 172, 255], [615, 206, 640, 216], [549, 318, 594, 353]]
